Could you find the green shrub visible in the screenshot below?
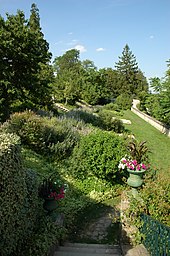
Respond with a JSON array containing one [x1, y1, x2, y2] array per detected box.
[[103, 102, 116, 110], [0, 132, 42, 255], [102, 102, 124, 114], [141, 172, 170, 225], [0, 131, 67, 255], [123, 171, 170, 245], [69, 130, 127, 183], [98, 110, 124, 132], [19, 215, 67, 256], [115, 93, 132, 110], [65, 109, 102, 127], [112, 118, 124, 133], [47, 117, 80, 159], [2, 111, 79, 160], [0, 132, 26, 255]]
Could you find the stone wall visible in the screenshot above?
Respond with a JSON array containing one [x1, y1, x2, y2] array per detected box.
[[131, 104, 170, 138]]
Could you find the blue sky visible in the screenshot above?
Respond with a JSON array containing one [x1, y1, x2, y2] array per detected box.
[[0, 0, 170, 80]]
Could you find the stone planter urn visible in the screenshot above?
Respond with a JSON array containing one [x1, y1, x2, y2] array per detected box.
[[127, 169, 146, 188], [43, 197, 57, 212]]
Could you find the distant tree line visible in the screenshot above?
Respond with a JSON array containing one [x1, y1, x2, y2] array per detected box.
[[52, 45, 148, 106], [0, 3, 169, 126]]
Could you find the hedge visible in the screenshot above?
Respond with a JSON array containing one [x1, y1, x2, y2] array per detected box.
[[0, 132, 41, 255]]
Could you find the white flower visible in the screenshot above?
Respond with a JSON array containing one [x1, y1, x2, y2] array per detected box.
[[118, 163, 126, 169]]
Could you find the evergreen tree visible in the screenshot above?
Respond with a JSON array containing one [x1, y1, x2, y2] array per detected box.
[[26, 3, 54, 107], [115, 44, 148, 96]]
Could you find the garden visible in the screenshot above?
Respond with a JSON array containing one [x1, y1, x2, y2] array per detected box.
[[0, 103, 169, 256], [1, 4, 170, 255]]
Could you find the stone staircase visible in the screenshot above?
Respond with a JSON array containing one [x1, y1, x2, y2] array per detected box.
[[54, 242, 122, 256]]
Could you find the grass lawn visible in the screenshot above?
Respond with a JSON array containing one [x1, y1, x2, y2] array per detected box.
[[122, 110, 170, 174]]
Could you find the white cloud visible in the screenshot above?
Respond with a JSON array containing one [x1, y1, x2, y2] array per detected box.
[[68, 32, 73, 35], [74, 44, 87, 53], [61, 44, 87, 53], [96, 47, 106, 52], [149, 35, 154, 39]]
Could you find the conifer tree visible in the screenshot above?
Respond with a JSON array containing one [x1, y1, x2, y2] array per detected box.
[[115, 44, 147, 96]]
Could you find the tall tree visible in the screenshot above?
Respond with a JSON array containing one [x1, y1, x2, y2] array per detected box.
[[0, 4, 53, 122], [26, 3, 54, 107], [98, 68, 120, 100], [149, 77, 162, 93], [53, 49, 82, 104], [115, 44, 148, 96]]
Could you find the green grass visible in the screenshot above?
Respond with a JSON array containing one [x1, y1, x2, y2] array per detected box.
[[122, 110, 170, 173]]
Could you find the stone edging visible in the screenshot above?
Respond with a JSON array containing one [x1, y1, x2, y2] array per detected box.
[[131, 100, 170, 138]]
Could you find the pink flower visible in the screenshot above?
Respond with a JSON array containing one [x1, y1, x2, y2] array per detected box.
[[132, 160, 137, 166], [141, 163, 147, 170], [129, 164, 134, 170], [136, 164, 141, 171]]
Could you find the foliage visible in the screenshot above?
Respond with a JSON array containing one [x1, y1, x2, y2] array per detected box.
[[126, 140, 148, 163], [98, 110, 124, 132], [65, 109, 101, 127], [124, 172, 170, 245], [52, 44, 148, 105], [139, 60, 170, 126], [0, 4, 53, 122], [58, 167, 122, 239], [39, 173, 65, 201], [102, 102, 117, 111], [69, 130, 127, 182], [121, 110, 170, 173], [141, 93, 162, 120], [53, 49, 82, 104], [142, 172, 170, 225], [2, 111, 79, 160], [81, 68, 110, 105], [115, 44, 148, 97], [17, 215, 67, 256], [98, 68, 121, 100], [22, 147, 121, 243], [0, 131, 42, 256], [115, 93, 133, 110]]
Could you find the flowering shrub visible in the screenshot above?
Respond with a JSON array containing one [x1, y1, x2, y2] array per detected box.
[[118, 157, 149, 172]]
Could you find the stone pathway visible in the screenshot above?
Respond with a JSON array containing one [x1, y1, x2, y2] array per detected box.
[[78, 207, 120, 243], [54, 204, 150, 255]]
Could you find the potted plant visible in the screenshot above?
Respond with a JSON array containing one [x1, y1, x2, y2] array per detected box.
[[39, 174, 65, 213], [119, 140, 149, 188]]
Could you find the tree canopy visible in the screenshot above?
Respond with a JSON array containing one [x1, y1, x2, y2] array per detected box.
[[115, 44, 148, 96], [0, 3, 53, 122]]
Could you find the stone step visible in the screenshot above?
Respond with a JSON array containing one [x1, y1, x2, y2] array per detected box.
[[54, 243, 122, 256]]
